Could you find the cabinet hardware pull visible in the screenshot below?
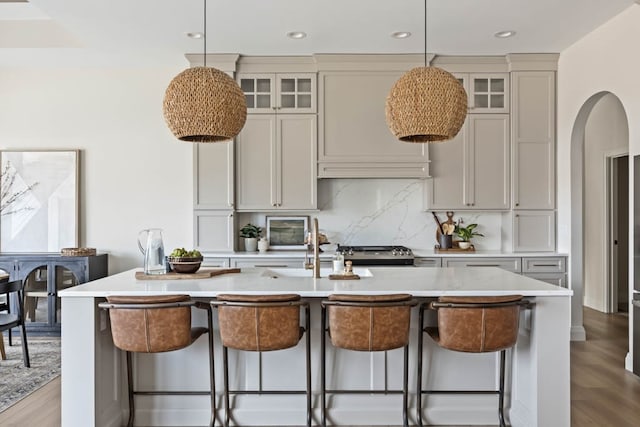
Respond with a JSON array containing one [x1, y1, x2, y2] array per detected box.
[[467, 264, 501, 267], [532, 263, 557, 267], [515, 203, 519, 206], [254, 264, 289, 268]]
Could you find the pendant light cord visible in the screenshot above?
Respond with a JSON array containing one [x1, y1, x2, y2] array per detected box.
[[203, 0, 207, 67], [424, 0, 427, 67]]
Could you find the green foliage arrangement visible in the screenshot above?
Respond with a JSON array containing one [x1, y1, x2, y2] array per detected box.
[[239, 223, 262, 238], [454, 223, 484, 242]]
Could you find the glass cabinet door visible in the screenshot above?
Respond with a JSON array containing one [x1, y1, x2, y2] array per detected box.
[[277, 74, 316, 113], [469, 74, 509, 113], [239, 75, 275, 113]]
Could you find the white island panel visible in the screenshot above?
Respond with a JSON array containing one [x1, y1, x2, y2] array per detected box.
[[60, 267, 571, 426]]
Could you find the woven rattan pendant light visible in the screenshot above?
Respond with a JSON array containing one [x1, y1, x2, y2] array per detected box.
[[385, 0, 467, 143], [163, 0, 246, 142]]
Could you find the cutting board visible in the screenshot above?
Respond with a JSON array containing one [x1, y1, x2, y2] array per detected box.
[[328, 274, 360, 280], [135, 268, 241, 280]]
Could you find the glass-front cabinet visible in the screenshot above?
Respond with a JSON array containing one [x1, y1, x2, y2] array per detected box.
[[455, 73, 509, 113], [0, 253, 108, 334], [238, 73, 316, 114]]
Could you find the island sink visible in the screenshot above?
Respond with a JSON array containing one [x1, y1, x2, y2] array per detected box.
[[260, 267, 374, 278]]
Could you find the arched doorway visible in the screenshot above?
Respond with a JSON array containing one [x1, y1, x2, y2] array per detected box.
[[570, 92, 630, 340]]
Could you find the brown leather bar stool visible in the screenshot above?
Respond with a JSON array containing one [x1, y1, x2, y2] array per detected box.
[[99, 295, 215, 427], [211, 294, 311, 427], [416, 295, 532, 427], [321, 294, 418, 427]]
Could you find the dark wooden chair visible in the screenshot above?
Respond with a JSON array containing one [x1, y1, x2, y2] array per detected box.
[[0, 280, 30, 367]]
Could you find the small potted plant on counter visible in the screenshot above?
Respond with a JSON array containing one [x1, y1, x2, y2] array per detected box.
[[240, 223, 262, 252], [454, 223, 484, 250]]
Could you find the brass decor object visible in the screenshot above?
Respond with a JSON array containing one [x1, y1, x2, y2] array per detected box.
[[162, 0, 247, 143], [385, 0, 467, 143]]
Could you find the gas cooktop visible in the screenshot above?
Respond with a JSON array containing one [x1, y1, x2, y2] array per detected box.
[[336, 245, 414, 266]]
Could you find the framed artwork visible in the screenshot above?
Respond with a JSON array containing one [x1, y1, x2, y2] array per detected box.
[[266, 216, 309, 250], [0, 149, 79, 252]]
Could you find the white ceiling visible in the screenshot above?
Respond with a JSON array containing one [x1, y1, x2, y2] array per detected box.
[[0, 0, 636, 67]]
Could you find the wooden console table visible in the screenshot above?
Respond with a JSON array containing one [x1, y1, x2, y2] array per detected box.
[[0, 253, 108, 334]]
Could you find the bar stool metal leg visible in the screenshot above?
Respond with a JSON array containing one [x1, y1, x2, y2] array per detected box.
[[402, 343, 409, 427], [223, 346, 230, 427], [126, 351, 135, 427], [498, 349, 507, 427], [206, 306, 216, 427], [321, 304, 327, 427], [417, 303, 425, 427], [305, 304, 312, 427]]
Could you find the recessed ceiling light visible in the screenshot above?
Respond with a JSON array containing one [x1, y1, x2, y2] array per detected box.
[[391, 31, 412, 39], [494, 30, 516, 39], [286, 31, 307, 40], [186, 32, 204, 39]]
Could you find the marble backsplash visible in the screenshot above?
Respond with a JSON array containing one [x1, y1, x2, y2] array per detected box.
[[239, 179, 503, 251]]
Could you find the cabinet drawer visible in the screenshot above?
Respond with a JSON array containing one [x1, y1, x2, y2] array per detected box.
[[231, 258, 304, 269], [524, 273, 567, 288], [414, 258, 442, 268], [522, 257, 566, 273], [442, 257, 521, 273], [202, 257, 230, 268]]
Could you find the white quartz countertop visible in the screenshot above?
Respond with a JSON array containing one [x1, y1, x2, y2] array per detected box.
[[60, 267, 572, 298], [202, 250, 567, 258]]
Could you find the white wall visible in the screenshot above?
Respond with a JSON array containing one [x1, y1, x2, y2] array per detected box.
[[557, 4, 640, 346], [583, 95, 628, 310], [0, 67, 193, 273]]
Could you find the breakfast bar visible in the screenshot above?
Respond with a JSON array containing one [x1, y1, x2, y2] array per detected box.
[[59, 266, 572, 427]]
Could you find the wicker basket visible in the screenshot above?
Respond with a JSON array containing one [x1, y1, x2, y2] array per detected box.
[[163, 66, 247, 143], [61, 247, 97, 257], [385, 66, 468, 142]]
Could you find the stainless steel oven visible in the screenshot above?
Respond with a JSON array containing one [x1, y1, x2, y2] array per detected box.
[[336, 245, 414, 266]]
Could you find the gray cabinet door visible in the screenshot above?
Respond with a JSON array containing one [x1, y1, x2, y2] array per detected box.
[[513, 211, 556, 252], [469, 114, 510, 209], [278, 114, 317, 210], [236, 114, 317, 210], [512, 71, 555, 210], [425, 114, 509, 210], [194, 142, 234, 209], [194, 211, 234, 252], [236, 115, 277, 210]]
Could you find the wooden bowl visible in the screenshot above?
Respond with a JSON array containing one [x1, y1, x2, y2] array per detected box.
[[167, 256, 203, 274]]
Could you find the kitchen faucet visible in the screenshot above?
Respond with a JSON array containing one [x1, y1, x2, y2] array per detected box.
[[304, 217, 321, 278]]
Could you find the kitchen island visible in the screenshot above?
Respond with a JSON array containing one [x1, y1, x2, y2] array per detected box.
[[60, 267, 572, 427]]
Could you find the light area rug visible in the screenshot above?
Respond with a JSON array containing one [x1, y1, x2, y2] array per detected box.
[[0, 337, 61, 413]]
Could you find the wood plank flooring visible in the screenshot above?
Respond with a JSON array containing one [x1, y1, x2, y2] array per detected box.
[[1, 307, 639, 426]]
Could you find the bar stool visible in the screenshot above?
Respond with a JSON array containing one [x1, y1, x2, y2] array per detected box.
[[211, 294, 311, 427], [320, 294, 418, 427], [98, 295, 215, 427], [416, 295, 532, 427]]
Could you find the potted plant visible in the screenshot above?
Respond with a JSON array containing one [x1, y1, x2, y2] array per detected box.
[[454, 223, 484, 250], [240, 223, 262, 252]]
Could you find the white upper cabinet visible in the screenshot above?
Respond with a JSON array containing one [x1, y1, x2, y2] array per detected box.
[[318, 70, 429, 178], [193, 142, 234, 209], [425, 114, 510, 210], [456, 73, 509, 113], [238, 73, 317, 114], [236, 114, 317, 211], [511, 71, 555, 210]]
